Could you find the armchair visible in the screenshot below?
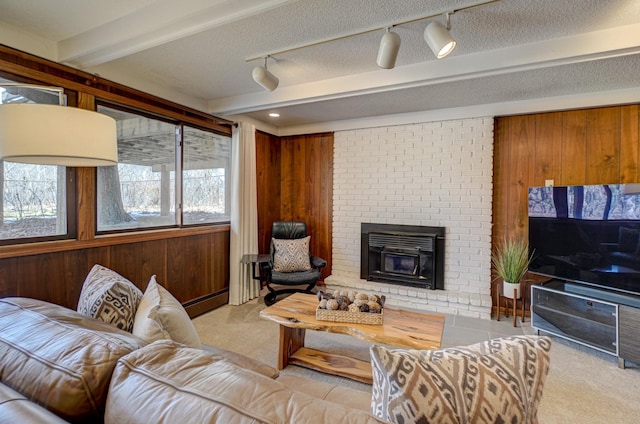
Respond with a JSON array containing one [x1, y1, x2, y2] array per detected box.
[[261, 221, 327, 305]]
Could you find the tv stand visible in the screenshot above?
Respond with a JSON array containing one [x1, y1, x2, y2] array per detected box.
[[531, 280, 640, 368]]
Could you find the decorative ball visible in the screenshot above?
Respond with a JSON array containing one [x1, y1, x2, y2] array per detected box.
[[367, 302, 381, 313], [359, 304, 370, 313], [356, 293, 369, 301], [318, 299, 328, 309], [368, 294, 380, 303], [327, 299, 340, 310], [338, 301, 350, 311], [335, 295, 350, 305], [348, 303, 360, 312]]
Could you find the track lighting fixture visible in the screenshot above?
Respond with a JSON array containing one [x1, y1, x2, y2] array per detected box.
[[252, 56, 279, 91], [424, 12, 457, 59], [376, 27, 401, 69], [247, 0, 498, 78]]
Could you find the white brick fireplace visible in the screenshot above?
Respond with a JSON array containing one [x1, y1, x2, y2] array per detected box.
[[325, 117, 494, 319]]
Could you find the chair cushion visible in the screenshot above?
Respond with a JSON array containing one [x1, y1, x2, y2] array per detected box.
[[370, 335, 552, 424], [132, 275, 202, 349], [271, 268, 321, 285], [272, 236, 312, 272], [0, 297, 145, 423], [77, 264, 143, 332]]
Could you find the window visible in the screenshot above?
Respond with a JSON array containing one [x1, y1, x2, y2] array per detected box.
[[0, 78, 72, 243], [183, 126, 231, 224], [96, 105, 231, 232]]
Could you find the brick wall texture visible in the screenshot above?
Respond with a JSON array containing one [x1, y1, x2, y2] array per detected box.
[[326, 117, 494, 319]]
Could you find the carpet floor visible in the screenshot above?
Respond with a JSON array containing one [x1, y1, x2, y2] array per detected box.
[[193, 296, 640, 423]]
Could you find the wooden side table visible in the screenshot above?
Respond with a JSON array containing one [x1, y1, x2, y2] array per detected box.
[[494, 282, 526, 327]]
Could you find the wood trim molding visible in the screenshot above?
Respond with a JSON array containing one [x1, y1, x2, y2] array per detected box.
[[0, 45, 232, 134]]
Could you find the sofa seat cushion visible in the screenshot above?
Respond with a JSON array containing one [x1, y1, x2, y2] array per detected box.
[[0, 297, 146, 423], [0, 382, 69, 424], [370, 335, 552, 424], [276, 374, 370, 412], [106, 340, 382, 424]]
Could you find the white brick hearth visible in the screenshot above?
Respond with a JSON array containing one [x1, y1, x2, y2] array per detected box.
[[325, 117, 494, 319]]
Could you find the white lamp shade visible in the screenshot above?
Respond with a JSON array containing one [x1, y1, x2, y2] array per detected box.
[[376, 30, 401, 69], [252, 66, 279, 91], [0, 103, 117, 167], [424, 21, 456, 59]]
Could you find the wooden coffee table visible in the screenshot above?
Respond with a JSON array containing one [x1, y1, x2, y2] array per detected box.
[[259, 292, 445, 384]]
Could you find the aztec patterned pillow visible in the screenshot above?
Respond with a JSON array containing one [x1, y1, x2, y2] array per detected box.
[[370, 335, 552, 424], [77, 264, 143, 332], [272, 236, 312, 272]]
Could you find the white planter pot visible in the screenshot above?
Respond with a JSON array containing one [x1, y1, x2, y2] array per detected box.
[[502, 281, 522, 299]]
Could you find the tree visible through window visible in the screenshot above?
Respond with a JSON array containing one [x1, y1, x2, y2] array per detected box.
[[96, 105, 231, 232]]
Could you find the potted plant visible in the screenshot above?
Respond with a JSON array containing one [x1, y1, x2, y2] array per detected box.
[[491, 237, 534, 299]]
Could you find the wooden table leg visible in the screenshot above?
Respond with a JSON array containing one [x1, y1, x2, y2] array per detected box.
[[278, 325, 305, 370]]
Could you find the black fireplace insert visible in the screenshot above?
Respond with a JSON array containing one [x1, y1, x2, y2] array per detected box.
[[361, 223, 445, 289]]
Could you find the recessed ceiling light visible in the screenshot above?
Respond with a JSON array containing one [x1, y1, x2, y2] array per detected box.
[[269, 113, 280, 118]]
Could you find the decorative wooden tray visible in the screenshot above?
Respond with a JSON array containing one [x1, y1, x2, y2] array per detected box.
[[316, 307, 383, 325]]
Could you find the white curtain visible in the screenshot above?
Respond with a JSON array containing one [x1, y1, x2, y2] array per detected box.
[[228, 122, 260, 305]]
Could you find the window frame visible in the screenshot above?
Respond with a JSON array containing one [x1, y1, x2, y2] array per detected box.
[[0, 73, 78, 246], [95, 100, 231, 236]]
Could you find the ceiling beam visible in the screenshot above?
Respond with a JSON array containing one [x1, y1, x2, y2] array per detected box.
[[209, 23, 640, 116], [58, 0, 296, 68]]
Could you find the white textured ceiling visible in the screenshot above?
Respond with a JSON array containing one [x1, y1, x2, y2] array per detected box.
[[1, 0, 639, 134]]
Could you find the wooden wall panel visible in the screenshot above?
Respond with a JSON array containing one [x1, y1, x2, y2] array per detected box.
[[621, 105, 640, 183], [63, 247, 108, 306], [16, 253, 67, 305], [0, 230, 229, 313], [585, 107, 621, 184], [561, 110, 587, 185], [507, 114, 536, 240], [255, 132, 334, 279], [494, 104, 640, 318], [255, 131, 281, 253], [0, 258, 17, 298], [534, 112, 563, 186], [211, 231, 230, 294]]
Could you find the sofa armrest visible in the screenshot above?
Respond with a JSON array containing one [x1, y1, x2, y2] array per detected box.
[[0, 383, 69, 424]]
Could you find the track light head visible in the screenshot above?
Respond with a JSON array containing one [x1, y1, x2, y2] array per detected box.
[[252, 57, 279, 91], [376, 27, 401, 69], [424, 12, 456, 59]]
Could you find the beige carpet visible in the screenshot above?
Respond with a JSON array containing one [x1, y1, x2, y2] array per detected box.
[[193, 297, 640, 423]]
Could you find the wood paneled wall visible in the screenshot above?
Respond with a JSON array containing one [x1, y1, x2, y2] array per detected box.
[[0, 229, 229, 315], [493, 105, 640, 312], [255, 131, 334, 278]]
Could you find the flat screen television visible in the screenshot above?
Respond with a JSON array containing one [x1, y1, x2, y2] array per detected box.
[[528, 184, 640, 296]]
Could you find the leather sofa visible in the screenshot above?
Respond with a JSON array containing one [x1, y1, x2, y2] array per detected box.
[[0, 297, 379, 424]]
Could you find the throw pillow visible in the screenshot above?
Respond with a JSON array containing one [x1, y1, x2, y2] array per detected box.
[[77, 264, 143, 332], [272, 236, 312, 272], [370, 335, 552, 424], [132, 275, 202, 349]]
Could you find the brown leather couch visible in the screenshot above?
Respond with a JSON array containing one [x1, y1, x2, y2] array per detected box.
[[0, 297, 380, 423]]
